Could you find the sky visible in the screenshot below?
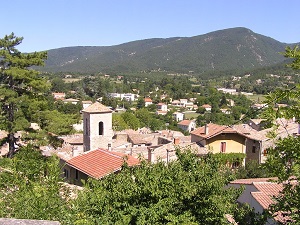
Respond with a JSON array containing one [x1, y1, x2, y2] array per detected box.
[[1, 0, 299, 52]]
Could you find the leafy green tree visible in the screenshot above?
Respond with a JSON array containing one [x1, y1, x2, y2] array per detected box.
[[72, 149, 247, 224], [0, 33, 49, 158], [112, 113, 129, 131], [38, 110, 78, 135], [149, 118, 164, 131], [136, 97, 145, 109], [135, 108, 152, 127], [235, 160, 271, 179], [121, 112, 140, 130], [0, 146, 72, 223], [263, 45, 300, 223]]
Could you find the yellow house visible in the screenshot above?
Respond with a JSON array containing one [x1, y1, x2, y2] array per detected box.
[[191, 123, 247, 155]]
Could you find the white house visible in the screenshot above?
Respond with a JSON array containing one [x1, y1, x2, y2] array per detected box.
[[172, 112, 184, 122], [177, 120, 196, 133], [157, 103, 168, 111], [144, 98, 153, 107]]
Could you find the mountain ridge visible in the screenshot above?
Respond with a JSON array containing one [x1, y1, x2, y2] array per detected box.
[[40, 27, 299, 74]]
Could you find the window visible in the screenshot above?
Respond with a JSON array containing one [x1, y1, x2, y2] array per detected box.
[[252, 145, 256, 153], [85, 118, 88, 135], [75, 169, 79, 180], [99, 121, 104, 135], [220, 142, 226, 153]]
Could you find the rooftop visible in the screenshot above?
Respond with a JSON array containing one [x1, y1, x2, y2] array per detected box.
[[81, 102, 113, 113], [66, 149, 140, 179], [191, 123, 241, 139], [178, 120, 193, 126]]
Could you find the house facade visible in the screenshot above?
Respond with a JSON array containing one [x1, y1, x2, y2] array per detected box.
[[144, 98, 153, 107], [157, 103, 168, 111], [172, 112, 184, 122], [191, 123, 246, 155], [177, 119, 196, 133], [228, 178, 288, 224]]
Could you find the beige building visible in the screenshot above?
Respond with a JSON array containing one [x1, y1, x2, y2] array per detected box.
[[191, 123, 247, 155], [82, 102, 113, 151]]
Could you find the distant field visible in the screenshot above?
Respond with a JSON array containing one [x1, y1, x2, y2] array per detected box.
[[246, 94, 266, 103], [63, 78, 82, 83], [184, 112, 200, 119]]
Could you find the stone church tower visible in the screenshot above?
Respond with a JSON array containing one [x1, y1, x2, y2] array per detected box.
[[82, 102, 113, 151]]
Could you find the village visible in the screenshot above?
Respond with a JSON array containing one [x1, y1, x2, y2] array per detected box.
[[34, 90, 298, 224], [1, 21, 300, 223]]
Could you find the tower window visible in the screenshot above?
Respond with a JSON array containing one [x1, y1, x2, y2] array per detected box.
[[99, 121, 104, 135], [85, 118, 88, 135]]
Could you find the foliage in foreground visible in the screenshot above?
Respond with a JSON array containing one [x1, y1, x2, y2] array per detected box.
[[71, 150, 263, 225], [262, 45, 300, 224], [0, 146, 267, 225]]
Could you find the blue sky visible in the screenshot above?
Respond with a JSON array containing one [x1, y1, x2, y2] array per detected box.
[[1, 0, 299, 52]]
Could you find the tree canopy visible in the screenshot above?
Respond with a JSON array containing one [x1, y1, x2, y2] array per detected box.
[[0, 33, 49, 157], [263, 45, 300, 223]]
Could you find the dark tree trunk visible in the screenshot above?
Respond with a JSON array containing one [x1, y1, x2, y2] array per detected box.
[[7, 102, 15, 158], [7, 133, 15, 158]]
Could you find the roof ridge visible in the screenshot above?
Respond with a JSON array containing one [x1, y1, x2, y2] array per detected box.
[[97, 148, 125, 160]]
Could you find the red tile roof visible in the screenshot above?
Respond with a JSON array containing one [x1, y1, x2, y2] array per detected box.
[[66, 149, 140, 179], [178, 120, 193, 126], [251, 182, 283, 209], [202, 104, 211, 108], [144, 98, 152, 102], [190, 123, 240, 139]]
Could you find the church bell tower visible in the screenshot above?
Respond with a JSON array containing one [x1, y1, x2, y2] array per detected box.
[[82, 102, 113, 151]]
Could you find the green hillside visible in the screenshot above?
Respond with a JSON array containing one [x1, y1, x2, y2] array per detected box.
[[38, 27, 298, 74]]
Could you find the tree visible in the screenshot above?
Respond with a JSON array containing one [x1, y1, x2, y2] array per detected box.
[[72, 149, 249, 224], [136, 97, 145, 109], [0, 146, 73, 223], [0, 33, 49, 158], [121, 112, 140, 130], [263, 45, 300, 223], [112, 113, 129, 131]]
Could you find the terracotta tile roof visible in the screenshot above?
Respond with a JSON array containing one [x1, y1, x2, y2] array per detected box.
[[251, 182, 283, 209], [191, 123, 240, 139], [81, 102, 113, 113], [144, 98, 152, 102], [67, 149, 140, 179], [178, 119, 193, 126], [202, 104, 211, 108]]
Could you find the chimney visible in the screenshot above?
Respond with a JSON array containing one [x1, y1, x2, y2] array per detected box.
[[174, 137, 180, 145], [205, 124, 209, 135], [108, 143, 112, 151]]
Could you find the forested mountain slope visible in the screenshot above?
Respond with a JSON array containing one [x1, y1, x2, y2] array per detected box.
[[39, 27, 298, 74]]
